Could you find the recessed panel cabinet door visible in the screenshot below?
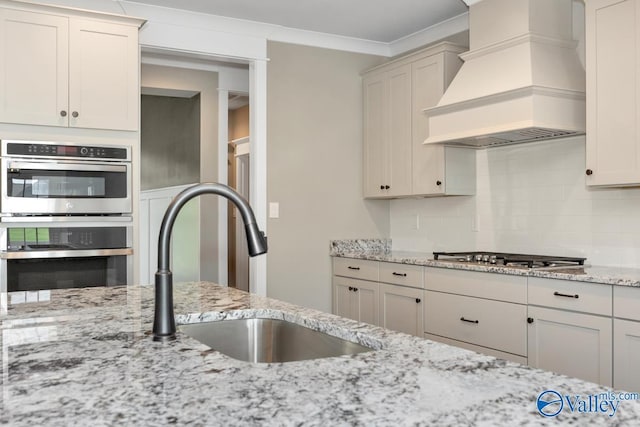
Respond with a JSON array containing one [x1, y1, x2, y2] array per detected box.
[[363, 73, 387, 198], [333, 277, 356, 321], [0, 9, 69, 126], [586, 0, 640, 186], [354, 280, 379, 326], [379, 283, 423, 336], [528, 306, 612, 386], [613, 319, 640, 393], [69, 19, 139, 131], [386, 64, 412, 197]]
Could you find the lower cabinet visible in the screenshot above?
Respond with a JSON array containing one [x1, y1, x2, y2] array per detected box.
[[424, 290, 527, 362], [379, 283, 423, 336], [527, 306, 612, 386], [332, 276, 379, 326], [614, 319, 640, 393]]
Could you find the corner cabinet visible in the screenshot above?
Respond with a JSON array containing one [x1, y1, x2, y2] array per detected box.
[[585, 0, 640, 186], [362, 43, 475, 199], [0, 4, 143, 131], [332, 257, 425, 336], [332, 258, 379, 325]]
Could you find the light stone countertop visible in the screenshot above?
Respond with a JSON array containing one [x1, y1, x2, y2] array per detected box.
[[2, 282, 640, 426], [329, 240, 640, 288]]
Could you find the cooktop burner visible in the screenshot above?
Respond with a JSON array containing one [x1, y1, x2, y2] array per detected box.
[[432, 251, 586, 269]]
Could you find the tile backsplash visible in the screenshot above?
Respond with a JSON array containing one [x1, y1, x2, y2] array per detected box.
[[390, 136, 640, 267]]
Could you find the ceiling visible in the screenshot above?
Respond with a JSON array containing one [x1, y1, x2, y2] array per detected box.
[[125, 0, 469, 43]]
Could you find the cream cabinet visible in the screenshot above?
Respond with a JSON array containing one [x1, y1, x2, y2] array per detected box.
[[613, 286, 640, 392], [585, 0, 640, 186], [527, 278, 613, 386], [363, 64, 412, 197], [362, 43, 475, 199], [378, 261, 424, 337], [332, 258, 426, 333], [332, 276, 379, 326], [423, 267, 528, 364], [613, 319, 640, 393], [0, 4, 142, 131]]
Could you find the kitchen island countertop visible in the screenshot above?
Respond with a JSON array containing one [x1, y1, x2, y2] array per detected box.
[[2, 282, 640, 426]]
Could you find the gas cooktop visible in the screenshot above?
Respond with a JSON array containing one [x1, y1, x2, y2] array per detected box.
[[432, 251, 586, 269]]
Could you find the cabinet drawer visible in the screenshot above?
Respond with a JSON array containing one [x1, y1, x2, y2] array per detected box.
[[379, 262, 423, 288], [528, 278, 612, 316], [424, 291, 527, 356], [333, 257, 378, 281], [614, 286, 640, 321], [425, 267, 527, 303]]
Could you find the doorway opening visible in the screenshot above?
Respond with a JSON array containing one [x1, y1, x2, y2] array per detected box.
[[227, 93, 250, 290]]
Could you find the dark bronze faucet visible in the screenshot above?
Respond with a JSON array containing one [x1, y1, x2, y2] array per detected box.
[[153, 183, 267, 341]]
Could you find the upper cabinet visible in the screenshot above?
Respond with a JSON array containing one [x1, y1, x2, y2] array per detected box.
[[586, 0, 640, 186], [0, 4, 143, 131], [362, 43, 476, 199]]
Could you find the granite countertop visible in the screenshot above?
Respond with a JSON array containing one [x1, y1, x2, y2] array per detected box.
[[2, 282, 640, 425], [329, 239, 640, 288]]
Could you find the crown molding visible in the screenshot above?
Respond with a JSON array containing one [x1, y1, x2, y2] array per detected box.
[[388, 12, 469, 57]]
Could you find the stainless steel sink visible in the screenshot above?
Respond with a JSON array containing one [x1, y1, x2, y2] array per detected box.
[[179, 318, 373, 363]]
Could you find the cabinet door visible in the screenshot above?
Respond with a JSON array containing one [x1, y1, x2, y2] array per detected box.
[[412, 55, 446, 195], [69, 19, 139, 131], [586, 0, 640, 186], [614, 319, 640, 393], [386, 64, 412, 197], [528, 306, 612, 386], [379, 283, 423, 336], [0, 9, 68, 126], [363, 72, 387, 197], [332, 277, 357, 321], [353, 280, 379, 326]]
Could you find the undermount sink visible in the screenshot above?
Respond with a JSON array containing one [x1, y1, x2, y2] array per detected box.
[[179, 318, 374, 363]]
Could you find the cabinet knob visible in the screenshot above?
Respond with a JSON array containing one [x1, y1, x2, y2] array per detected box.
[[415, 298, 421, 303], [586, 169, 593, 176], [72, 111, 79, 118], [348, 286, 353, 291], [60, 110, 67, 117], [436, 180, 442, 186], [384, 185, 390, 190], [380, 185, 385, 190], [353, 287, 358, 292], [527, 317, 534, 324]]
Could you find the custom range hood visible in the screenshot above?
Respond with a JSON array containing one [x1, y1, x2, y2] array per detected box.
[[424, 0, 585, 148]]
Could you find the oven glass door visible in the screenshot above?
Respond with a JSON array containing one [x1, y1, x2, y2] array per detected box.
[[2, 160, 131, 214], [7, 255, 127, 291]]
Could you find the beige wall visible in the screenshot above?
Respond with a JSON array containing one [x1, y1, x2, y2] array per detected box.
[[266, 41, 389, 312], [229, 105, 249, 141]]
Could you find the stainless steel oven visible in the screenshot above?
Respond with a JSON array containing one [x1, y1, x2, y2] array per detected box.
[[0, 222, 132, 297], [1, 140, 131, 216]]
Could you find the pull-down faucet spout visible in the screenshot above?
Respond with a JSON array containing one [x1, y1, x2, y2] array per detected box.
[[152, 183, 268, 341]]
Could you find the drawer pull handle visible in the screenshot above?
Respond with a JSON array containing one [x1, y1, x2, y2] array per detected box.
[[553, 291, 579, 299], [392, 272, 407, 277], [347, 266, 360, 270], [460, 317, 479, 324], [415, 298, 421, 303]]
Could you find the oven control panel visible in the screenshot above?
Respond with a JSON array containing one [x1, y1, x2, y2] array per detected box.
[[5, 142, 128, 160]]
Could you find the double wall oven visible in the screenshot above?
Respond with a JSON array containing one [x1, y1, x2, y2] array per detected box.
[[0, 140, 133, 303]]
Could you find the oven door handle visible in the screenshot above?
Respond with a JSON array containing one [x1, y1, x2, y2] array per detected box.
[[7, 161, 127, 173], [0, 248, 133, 259]]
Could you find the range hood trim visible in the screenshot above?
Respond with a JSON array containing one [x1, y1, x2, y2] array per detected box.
[[460, 32, 579, 62], [424, 86, 586, 148], [423, 86, 586, 116]]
